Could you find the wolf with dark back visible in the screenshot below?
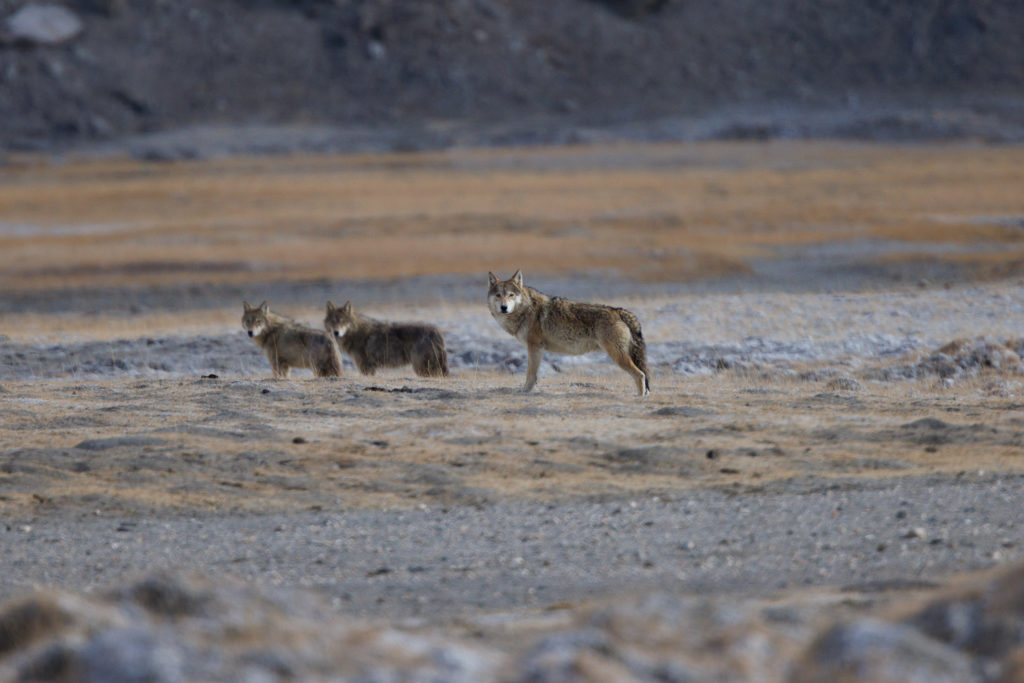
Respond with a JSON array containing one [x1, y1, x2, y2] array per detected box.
[[488, 270, 650, 396], [324, 300, 449, 377], [241, 301, 343, 378]]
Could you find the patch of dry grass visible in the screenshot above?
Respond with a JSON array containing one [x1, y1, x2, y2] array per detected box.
[[2, 369, 1021, 517], [2, 142, 1023, 292]]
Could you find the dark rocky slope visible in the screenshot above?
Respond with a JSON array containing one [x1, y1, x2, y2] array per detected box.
[[2, 0, 1023, 153]]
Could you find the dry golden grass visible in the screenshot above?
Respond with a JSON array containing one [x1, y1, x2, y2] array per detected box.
[[2, 141, 1023, 292], [2, 369, 1021, 516]]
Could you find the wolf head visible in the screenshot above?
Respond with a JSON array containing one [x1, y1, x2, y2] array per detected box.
[[324, 300, 355, 339], [241, 301, 270, 338], [488, 270, 525, 316]]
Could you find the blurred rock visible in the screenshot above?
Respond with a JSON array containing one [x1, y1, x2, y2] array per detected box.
[[592, 0, 671, 18], [826, 377, 862, 391], [870, 337, 1024, 383], [791, 618, 977, 683], [0, 572, 504, 682], [907, 564, 1024, 660], [4, 4, 83, 45], [5, 566, 1024, 681], [71, 0, 126, 17]]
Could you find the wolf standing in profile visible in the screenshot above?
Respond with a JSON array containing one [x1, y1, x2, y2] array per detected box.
[[488, 270, 651, 396], [241, 301, 343, 378], [324, 300, 449, 378]]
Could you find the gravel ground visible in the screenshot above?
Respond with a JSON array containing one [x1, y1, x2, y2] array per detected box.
[[5, 473, 1023, 619]]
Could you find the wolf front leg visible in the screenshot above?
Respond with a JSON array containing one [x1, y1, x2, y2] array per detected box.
[[522, 344, 542, 392]]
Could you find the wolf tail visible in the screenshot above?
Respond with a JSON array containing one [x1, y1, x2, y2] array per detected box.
[[619, 309, 651, 393], [427, 330, 450, 377]]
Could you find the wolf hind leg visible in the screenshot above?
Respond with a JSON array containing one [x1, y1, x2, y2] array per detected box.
[[411, 353, 431, 377], [413, 337, 450, 377], [437, 345, 450, 377], [413, 352, 444, 377], [601, 326, 648, 397]]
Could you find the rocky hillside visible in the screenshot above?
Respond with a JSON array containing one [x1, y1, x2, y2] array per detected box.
[[2, 0, 1023, 152]]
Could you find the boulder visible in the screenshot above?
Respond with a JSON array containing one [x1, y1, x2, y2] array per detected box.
[[5, 4, 83, 45]]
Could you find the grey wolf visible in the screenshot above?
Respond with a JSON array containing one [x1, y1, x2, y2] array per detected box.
[[487, 270, 651, 396], [241, 301, 343, 378], [324, 300, 449, 377]]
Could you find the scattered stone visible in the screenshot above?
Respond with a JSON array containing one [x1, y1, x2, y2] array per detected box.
[[881, 338, 1024, 383], [652, 406, 710, 417], [4, 4, 83, 45], [73, 436, 167, 451], [826, 377, 861, 391], [603, 445, 683, 472], [109, 572, 212, 619], [595, 0, 672, 19]]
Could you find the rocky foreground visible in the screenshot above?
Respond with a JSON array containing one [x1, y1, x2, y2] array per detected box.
[[3, 560, 1024, 681]]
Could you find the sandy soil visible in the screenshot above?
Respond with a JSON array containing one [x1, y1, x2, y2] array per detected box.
[[2, 141, 1024, 680]]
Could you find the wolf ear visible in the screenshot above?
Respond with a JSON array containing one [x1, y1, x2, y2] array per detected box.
[[512, 270, 523, 287], [488, 272, 497, 286], [342, 300, 352, 314], [243, 300, 252, 311], [326, 300, 336, 314], [259, 301, 269, 314]]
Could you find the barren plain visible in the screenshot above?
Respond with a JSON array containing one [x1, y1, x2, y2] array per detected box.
[[2, 141, 1024, 680]]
